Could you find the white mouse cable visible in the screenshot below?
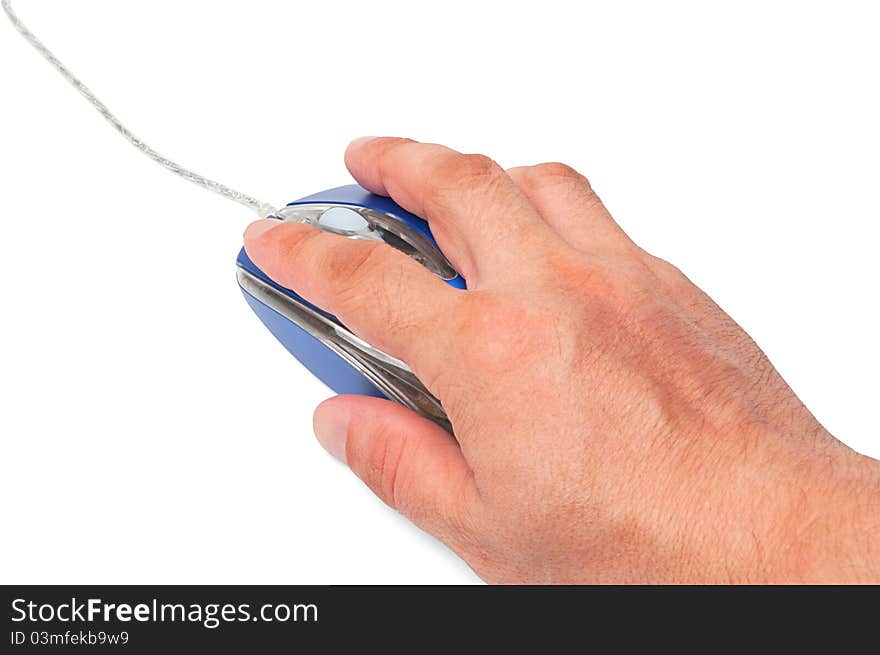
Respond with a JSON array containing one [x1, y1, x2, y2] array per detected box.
[[1, 0, 278, 218]]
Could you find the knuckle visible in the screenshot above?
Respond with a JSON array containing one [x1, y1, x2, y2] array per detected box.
[[375, 136, 416, 153], [640, 253, 703, 301], [330, 245, 420, 339], [322, 241, 387, 299], [454, 153, 501, 179], [647, 253, 688, 286], [268, 224, 323, 270], [424, 153, 505, 206], [358, 427, 435, 522], [531, 161, 584, 183], [358, 425, 407, 509], [528, 162, 596, 198], [367, 137, 416, 172]]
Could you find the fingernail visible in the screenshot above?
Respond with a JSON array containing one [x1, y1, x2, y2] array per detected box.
[[244, 218, 282, 241], [348, 136, 377, 149], [313, 402, 350, 463]]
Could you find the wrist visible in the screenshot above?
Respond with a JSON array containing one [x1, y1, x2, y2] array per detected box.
[[770, 446, 880, 583], [665, 424, 880, 584]]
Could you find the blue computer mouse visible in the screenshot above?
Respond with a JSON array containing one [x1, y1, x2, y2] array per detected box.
[[236, 185, 464, 430]]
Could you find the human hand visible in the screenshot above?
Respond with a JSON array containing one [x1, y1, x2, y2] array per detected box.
[[243, 137, 880, 583]]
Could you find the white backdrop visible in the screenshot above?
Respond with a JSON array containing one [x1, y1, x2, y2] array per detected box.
[[1, 1, 877, 584]]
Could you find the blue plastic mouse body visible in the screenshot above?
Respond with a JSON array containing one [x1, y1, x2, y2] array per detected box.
[[236, 185, 462, 429]]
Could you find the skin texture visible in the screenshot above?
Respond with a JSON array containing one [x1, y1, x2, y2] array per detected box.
[[244, 137, 880, 583]]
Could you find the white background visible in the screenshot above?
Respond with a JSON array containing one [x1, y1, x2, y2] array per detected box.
[[1, 1, 877, 584]]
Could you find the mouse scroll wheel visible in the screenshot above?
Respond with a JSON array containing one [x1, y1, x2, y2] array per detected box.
[[317, 207, 372, 234], [276, 204, 378, 238], [276, 203, 458, 280]]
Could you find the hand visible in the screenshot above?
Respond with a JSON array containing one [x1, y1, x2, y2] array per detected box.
[[244, 137, 880, 583]]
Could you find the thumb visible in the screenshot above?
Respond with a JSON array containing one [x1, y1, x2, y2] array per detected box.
[[313, 395, 479, 542]]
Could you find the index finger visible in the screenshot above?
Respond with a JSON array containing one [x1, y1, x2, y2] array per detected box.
[[244, 218, 463, 393]]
